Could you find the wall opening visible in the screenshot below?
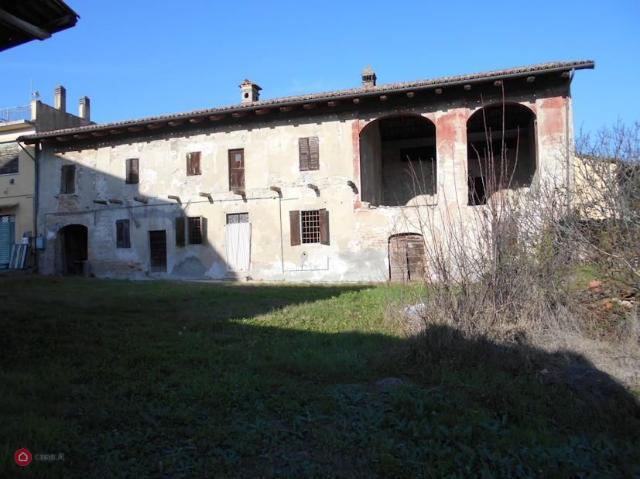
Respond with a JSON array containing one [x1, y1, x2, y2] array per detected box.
[[466, 103, 537, 205], [57, 224, 88, 275], [389, 233, 425, 282], [360, 115, 437, 206], [149, 230, 167, 273]]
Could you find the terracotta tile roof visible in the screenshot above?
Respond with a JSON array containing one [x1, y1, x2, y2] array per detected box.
[[19, 60, 594, 143]]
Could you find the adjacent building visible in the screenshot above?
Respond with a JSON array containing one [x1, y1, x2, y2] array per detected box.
[[0, 88, 91, 268], [20, 60, 594, 282]]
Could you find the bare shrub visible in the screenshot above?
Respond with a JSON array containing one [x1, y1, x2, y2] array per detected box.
[[396, 111, 639, 351]]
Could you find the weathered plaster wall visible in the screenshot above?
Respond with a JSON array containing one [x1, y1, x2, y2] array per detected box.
[[37, 90, 575, 282]]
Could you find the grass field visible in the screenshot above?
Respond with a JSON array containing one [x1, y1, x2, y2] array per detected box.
[[1, 277, 638, 478]]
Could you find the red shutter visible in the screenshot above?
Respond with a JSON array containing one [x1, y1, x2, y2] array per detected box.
[[319, 209, 330, 245], [299, 137, 310, 171], [309, 136, 319, 170], [289, 210, 301, 246]]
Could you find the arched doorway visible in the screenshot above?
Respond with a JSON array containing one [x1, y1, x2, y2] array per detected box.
[[360, 115, 437, 206], [388, 233, 425, 282], [466, 103, 536, 205], [57, 224, 88, 275]]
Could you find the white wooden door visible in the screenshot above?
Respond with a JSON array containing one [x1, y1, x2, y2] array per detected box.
[[225, 222, 251, 272]]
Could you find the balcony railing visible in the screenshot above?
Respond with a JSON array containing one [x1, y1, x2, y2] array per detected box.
[[0, 105, 31, 123]]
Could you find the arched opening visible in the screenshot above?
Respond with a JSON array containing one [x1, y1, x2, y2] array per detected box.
[[57, 224, 88, 275], [388, 233, 425, 282], [466, 103, 537, 205], [360, 115, 437, 206]]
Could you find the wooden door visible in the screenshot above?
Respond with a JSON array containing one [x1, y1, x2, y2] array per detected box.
[[389, 234, 425, 282], [149, 230, 167, 272]]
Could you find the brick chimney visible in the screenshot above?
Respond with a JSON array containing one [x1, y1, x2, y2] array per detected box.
[[78, 96, 90, 121], [240, 79, 261, 104], [54, 85, 66, 112], [361, 66, 377, 87]]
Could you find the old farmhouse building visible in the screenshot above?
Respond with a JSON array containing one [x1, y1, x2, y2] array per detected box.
[[21, 60, 594, 282]]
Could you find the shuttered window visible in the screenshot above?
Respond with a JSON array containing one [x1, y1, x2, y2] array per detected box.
[[228, 149, 245, 191], [290, 209, 329, 245], [0, 144, 19, 175], [116, 219, 131, 248], [175, 216, 186, 247], [299, 137, 319, 171], [61, 165, 75, 194], [126, 158, 139, 184], [187, 152, 201, 176], [188, 216, 206, 245]]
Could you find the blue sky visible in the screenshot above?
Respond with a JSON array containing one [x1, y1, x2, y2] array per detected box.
[[1, 1, 638, 133]]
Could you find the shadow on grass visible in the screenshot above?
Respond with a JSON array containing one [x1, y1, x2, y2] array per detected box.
[[0, 277, 638, 478]]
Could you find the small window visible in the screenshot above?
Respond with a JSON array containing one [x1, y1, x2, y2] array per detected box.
[[290, 209, 330, 245], [299, 136, 319, 171], [116, 219, 131, 248], [0, 144, 19, 175], [188, 216, 206, 245], [126, 158, 139, 184], [301, 210, 321, 243], [61, 164, 75, 194], [228, 149, 245, 191], [226, 212, 249, 224], [187, 152, 201, 176]]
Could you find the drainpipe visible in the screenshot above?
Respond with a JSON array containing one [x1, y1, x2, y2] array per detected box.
[[17, 140, 39, 272], [565, 69, 575, 209]]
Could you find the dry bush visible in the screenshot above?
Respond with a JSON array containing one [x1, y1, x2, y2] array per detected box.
[[398, 114, 639, 354]]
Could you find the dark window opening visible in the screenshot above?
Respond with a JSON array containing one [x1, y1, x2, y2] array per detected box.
[[187, 152, 201, 176], [126, 158, 139, 184], [359, 115, 437, 206], [229, 149, 245, 191], [116, 219, 131, 248], [467, 103, 537, 205], [226, 212, 249, 224], [299, 136, 320, 171], [0, 145, 19, 175], [187, 216, 206, 245], [60, 164, 75, 194]]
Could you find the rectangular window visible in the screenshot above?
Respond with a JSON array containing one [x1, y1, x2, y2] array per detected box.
[[60, 164, 75, 194], [228, 149, 245, 191], [126, 158, 139, 184], [187, 216, 206, 245], [290, 209, 330, 245], [116, 219, 131, 248], [186, 151, 201, 176], [226, 212, 249, 224], [0, 144, 19, 175], [299, 136, 319, 171], [301, 210, 321, 243]]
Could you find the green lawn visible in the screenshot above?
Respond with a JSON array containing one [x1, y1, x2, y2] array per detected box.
[[0, 277, 638, 478]]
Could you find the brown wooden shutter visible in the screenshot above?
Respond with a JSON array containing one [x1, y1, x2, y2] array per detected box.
[[298, 137, 310, 171], [187, 152, 201, 176], [289, 210, 301, 246], [309, 136, 319, 170], [319, 209, 330, 245], [229, 149, 245, 190], [175, 216, 185, 247]]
